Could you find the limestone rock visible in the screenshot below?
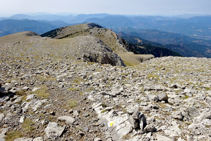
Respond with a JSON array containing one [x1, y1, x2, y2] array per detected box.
[[44, 122, 65, 138], [186, 106, 199, 118], [158, 93, 168, 101], [172, 111, 183, 120]]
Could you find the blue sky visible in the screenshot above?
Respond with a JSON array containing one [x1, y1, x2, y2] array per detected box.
[[1, 0, 211, 16]]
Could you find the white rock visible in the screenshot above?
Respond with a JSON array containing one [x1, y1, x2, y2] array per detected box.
[[32, 87, 40, 92], [26, 94, 36, 101], [94, 137, 102, 141], [44, 122, 65, 138], [19, 115, 25, 123], [22, 86, 30, 91]]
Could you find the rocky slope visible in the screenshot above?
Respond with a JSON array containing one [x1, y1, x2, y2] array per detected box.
[[1, 50, 211, 141], [0, 31, 125, 67], [41, 23, 131, 53]]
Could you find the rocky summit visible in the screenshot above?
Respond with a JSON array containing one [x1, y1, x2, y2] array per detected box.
[[0, 24, 211, 141]]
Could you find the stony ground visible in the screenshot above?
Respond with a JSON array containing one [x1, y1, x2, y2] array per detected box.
[[1, 55, 211, 141]]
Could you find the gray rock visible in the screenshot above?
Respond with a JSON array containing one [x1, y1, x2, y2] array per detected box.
[[129, 115, 139, 129], [0, 87, 7, 94], [41, 119, 49, 125], [186, 106, 199, 118], [14, 137, 33, 141], [44, 122, 65, 138], [148, 95, 159, 102], [22, 86, 30, 91], [73, 110, 79, 117], [79, 131, 84, 136], [144, 124, 156, 132], [158, 93, 168, 101], [0, 128, 8, 141], [0, 113, 4, 122], [83, 113, 89, 117], [69, 109, 73, 113], [132, 108, 140, 119], [170, 84, 178, 88], [172, 111, 183, 120], [57, 116, 75, 125], [200, 111, 211, 119], [139, 114, 147, 131], [83, 126, 89, 132]]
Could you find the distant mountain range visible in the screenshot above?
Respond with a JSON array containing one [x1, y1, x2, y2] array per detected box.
[[84, 15, 211, 40], [0, 13, 211, 58], [116, 28, 211, 57], [0, 19, 62, 36]]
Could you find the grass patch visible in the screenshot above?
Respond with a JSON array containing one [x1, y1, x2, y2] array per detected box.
[[204, 87, 211, 91], [22, 118, 35, 133], [101, 109, 108, 113], [38, 75, 56, 82], [205, 124, 210, 128], [5, 130, 23, 141], [5, 118, 35, 141], [73, 77, 85, 84], [68, 87, 80, 91], [147, 74, 159, 80], [0, 109, 4, 113], [159, 103, 167, 109], [33, 85, 50, 99], [154, 116, 165, 120], [15, 90, 27, 96], [101, 103, 107, 108], [122, 134, 131, 140], [182, 95, 189, 100], [65, 100, 78, 109], [85, 87, 95, 92]]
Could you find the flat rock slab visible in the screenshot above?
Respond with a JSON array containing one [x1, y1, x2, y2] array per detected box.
[[44, 122, 65, 138], [14, 138, 33, 141], [33, 137, 44, 141], [156, 134, 173, 141]]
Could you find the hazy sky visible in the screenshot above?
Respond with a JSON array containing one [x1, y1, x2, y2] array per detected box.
[[0, 0, 211, 16]]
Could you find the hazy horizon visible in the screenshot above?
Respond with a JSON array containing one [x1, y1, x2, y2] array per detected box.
[[1, 0, 211, 17]]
